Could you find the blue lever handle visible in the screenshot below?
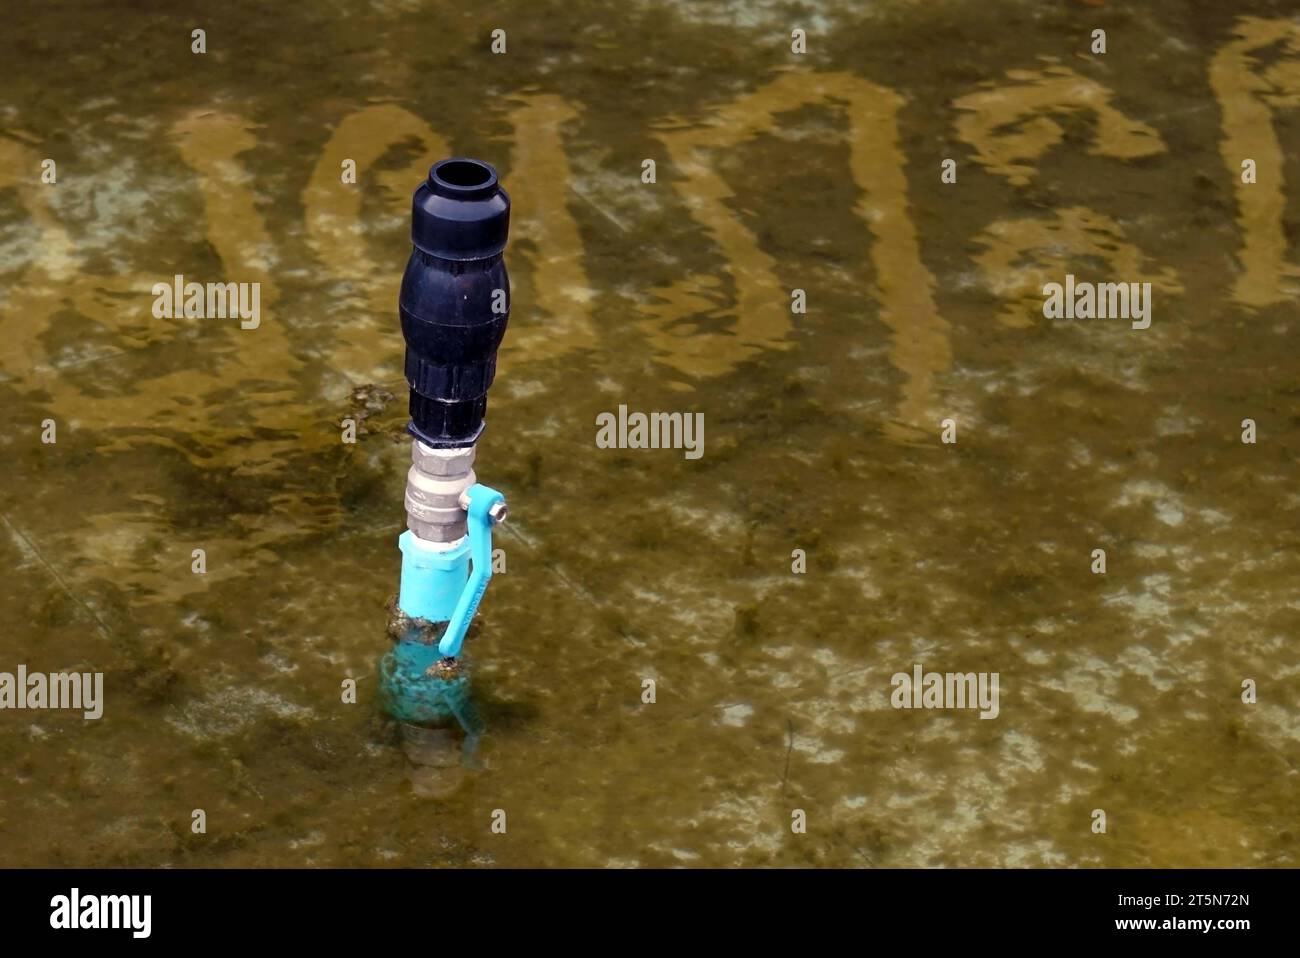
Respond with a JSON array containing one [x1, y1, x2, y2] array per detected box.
[[437, 483, 504, 657]]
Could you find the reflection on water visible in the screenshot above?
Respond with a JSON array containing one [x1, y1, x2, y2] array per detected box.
[[972, 207, 1183, 330], [1209, 16, 1300, 308], [644, 68, 949, 445], [0, 0, 1297, 867]]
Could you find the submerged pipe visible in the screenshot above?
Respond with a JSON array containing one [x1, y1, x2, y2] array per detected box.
[[380, 158, 511, 737]]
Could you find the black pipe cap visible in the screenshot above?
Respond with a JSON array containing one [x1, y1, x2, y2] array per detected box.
[[411, 158, 510, 261]]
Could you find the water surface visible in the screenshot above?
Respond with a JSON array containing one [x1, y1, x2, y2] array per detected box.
[[0, 0, 1296, 867]]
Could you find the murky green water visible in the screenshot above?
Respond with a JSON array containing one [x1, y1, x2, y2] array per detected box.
[[1, 0, 1297, 867]]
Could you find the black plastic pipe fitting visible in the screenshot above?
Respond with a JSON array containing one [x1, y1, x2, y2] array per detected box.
[[399, 157, 511, 447]]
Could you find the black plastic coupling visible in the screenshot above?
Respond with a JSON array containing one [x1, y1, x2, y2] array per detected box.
[[399, 158, 511, 448]]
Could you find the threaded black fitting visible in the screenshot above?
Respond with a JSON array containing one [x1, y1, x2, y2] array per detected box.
[[399, 158, 510, 448]]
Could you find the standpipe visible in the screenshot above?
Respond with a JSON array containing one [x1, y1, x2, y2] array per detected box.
[[379, 158, 511, 734]]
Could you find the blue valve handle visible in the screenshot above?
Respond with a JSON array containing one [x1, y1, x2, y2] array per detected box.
[[437, 483, 504, 657]]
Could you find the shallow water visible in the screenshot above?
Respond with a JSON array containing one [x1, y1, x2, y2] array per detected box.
[[0, 0, 1297, 867]]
